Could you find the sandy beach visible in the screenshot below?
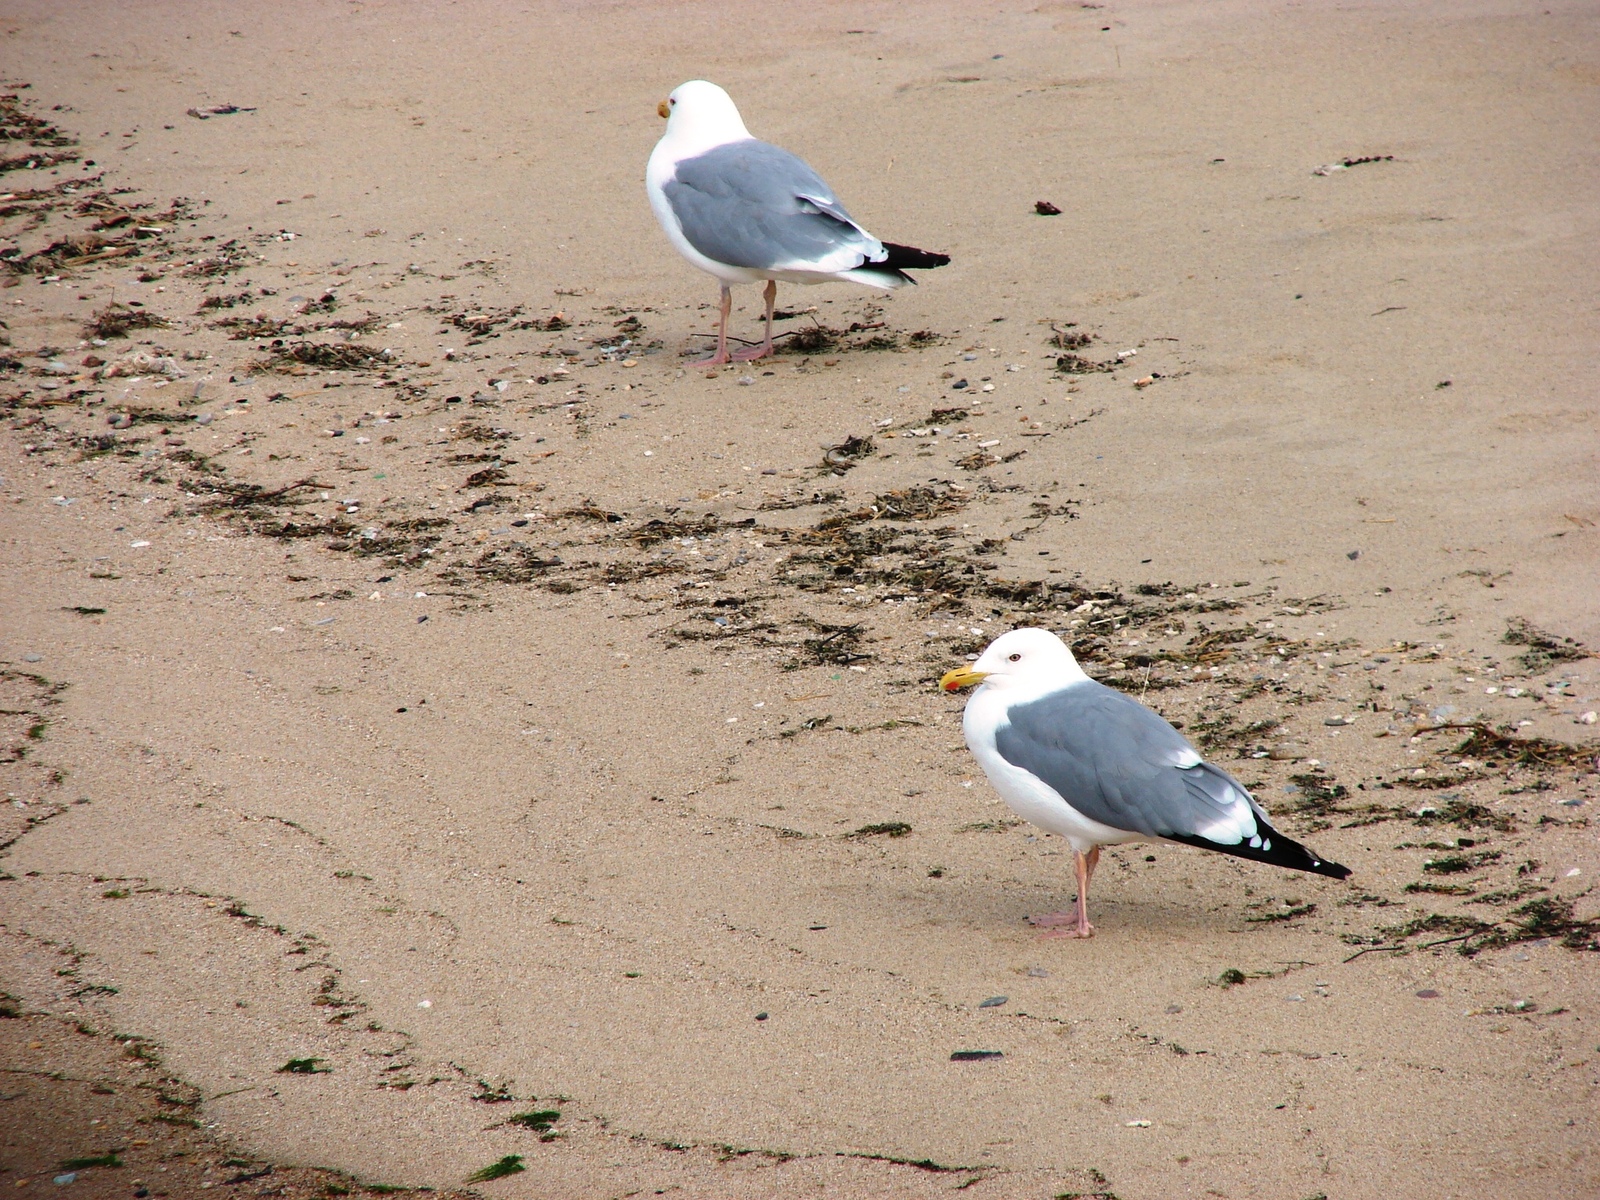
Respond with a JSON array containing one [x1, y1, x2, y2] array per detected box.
[[2, 2, 1598, 1197]]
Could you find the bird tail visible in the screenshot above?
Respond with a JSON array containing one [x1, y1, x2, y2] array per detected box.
[[845, 242, 952, 287], [1165, 825, 1352, 880]]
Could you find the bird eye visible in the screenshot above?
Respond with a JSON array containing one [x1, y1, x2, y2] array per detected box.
[[1008, 653, 1021, 662]]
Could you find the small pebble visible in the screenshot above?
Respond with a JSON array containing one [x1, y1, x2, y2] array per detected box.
[[1415, 989, 1440, 998], [1285, 994, 1305, 1003], [737, 375, 755, 386], [1125, 1119, 1151, 1128], [1164, 1003, 1182, 1014], [978, 995, 1008, 1008], [53, 1174, 77, 1187], [1324, 715, 1351, 727], [1026, 967, 1050, 978], [754, 1011, 768, 1021], [22, 653, 42, 663], [949, 1050, 1002, 1061]]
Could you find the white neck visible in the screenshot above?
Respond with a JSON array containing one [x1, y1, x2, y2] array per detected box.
[[977, 662, 1090, 705], [662, 122, 749, 160]]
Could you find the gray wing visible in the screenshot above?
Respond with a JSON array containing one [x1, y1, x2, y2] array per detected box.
[[993, 682, 1263, 840], [662, 139, 882, 270]]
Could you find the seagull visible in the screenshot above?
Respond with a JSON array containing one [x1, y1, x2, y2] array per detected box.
[[646, 80, 950, 366], [940, 628, 1351, 939]]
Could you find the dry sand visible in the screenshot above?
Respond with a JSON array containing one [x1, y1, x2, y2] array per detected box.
[[2, 1, 1598, 1197]]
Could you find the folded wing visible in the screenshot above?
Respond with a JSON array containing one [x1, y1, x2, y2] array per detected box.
[[662, 140, 884, 274], [994, 683, 1350, 878]]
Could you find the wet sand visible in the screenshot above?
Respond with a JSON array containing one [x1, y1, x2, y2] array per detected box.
[[2, 2, 1598, 1197]]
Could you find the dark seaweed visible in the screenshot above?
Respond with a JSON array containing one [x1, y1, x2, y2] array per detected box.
[[1503, 616, 1588, 674]]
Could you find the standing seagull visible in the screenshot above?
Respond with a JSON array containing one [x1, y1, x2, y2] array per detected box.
[[646, 80, 950, 366], [940, 628, 1351, 939]]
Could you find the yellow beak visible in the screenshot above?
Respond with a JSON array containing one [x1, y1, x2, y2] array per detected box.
[[939, 664, 988, 693], [657, 99, 671, 119]]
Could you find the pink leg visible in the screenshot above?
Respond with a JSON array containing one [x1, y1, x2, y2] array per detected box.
[[690, 284, 733, 366], [731, 279, 777, 362], [1028, 846, 1100, 939]]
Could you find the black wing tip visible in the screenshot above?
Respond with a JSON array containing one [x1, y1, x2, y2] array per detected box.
[[1313, 858, 1354, 881], [1166, 831, 1352, 880], [880, 242, 952, 271]]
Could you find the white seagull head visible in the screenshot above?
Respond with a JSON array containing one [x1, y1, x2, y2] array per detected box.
[[940, 627, 1089, 695], [655, 80, 752, 157]]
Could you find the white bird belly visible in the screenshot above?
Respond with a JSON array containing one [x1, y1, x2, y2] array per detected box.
[[972, 740, 1142, 851]]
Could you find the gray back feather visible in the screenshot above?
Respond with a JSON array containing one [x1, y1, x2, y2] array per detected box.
[[663, 139, 880, 270], [993, 682, 1260, 839]]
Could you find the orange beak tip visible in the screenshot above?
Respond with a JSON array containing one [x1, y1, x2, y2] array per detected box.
[[657, 100, 670, 119], [940, 666, 984, 693]]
